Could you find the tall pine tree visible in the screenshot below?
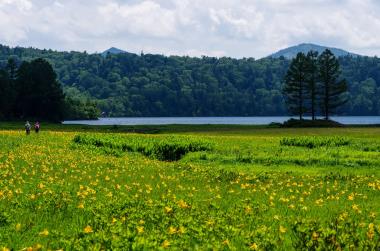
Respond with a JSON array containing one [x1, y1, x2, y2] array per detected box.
[[305, 51, 319, 120], [283, 53, 308, 120], [0, 70, 11, 119], [16, 58, 65, 121], [318, 49, 348, 120]]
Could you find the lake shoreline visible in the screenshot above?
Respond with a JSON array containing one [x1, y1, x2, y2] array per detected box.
[[63, 116, 380, 126]]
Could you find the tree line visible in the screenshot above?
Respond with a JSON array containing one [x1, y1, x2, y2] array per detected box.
[[0, 58, 99, 121], [283, 49, 348, 120], [1, 44, 380, 118]]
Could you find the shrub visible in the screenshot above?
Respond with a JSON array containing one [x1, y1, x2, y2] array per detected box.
[[280, 136, 350, 149], [73, 134, 213, 161]]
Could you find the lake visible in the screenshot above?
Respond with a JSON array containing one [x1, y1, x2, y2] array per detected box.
[[63, 116, 380, 125]]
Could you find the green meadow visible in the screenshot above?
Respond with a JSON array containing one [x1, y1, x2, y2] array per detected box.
[[0, 125, 379, 250]]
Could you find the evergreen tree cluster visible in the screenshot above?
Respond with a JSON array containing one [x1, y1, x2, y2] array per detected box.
[[283, 50, 348, 120], [1, 44, 380, 118], [0, 58, 98, 121]]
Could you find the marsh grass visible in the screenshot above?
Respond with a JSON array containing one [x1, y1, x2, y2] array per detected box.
[[0, 128, 379, 250], [73, 134, 213, 161]]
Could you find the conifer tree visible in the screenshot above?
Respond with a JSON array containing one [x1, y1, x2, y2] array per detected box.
[[6, 58, 17, 80], [0, 70, 11, 119], [318, 49, 348, 120], [16, 58, 65, 121], [283, 52, 308, 120], [305, 51, 319, 120]]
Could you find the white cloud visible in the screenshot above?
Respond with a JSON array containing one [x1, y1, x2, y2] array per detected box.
[[0, 0, 32, 11], [0, 0, 380, 58]]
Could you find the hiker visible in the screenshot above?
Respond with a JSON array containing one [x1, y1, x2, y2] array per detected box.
[[25, 121, 31, 135], [34, 121, 40, 133]]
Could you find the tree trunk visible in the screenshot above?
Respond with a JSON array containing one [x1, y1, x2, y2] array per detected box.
[[299, 82, 303, 120], [324, 84, 329, 120], [311, 88, 315, 120]]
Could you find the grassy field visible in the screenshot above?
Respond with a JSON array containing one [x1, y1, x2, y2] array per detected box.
[[0, 124, 379, 250]]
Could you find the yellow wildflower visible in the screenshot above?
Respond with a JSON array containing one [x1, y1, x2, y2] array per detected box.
[[352, 204, 360, 212], [84, 225, 93, 233], [39, 229, 49, 237], [245, 206, 252, 214], [177, 199, 190, 209], [367, 223, 375, 240], [162, 240, 170, 248], [315, 198, 324, 205], [312, 232, 319, 241], [137, 226, 144, 234], [168, 226, 177, 234], [279, 225, 287, 234], [164, 206, 173, 213], [33, 244, 42, 250], [249, 243, 258, 250]]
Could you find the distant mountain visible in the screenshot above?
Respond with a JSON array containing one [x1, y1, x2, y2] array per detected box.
[[101, 47, 129, 56], [270, 43, 361, 59]]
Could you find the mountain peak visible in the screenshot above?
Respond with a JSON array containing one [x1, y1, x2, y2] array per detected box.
[[101, 47, 128, 56], [270, 43, 360, 59]]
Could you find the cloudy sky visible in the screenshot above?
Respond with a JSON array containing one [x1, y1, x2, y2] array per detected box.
[[1, 0, 380, 58]]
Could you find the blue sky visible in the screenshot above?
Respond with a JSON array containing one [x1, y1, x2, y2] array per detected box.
[[1, 0, 380, 58]]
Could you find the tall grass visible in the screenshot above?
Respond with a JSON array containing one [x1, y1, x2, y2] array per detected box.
[[280, 136, 350, 148], [73, 134, 213, 161]]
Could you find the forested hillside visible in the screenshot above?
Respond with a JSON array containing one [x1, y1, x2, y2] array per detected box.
[[270, 43, 358, 59], [1, 44, 379, 117]]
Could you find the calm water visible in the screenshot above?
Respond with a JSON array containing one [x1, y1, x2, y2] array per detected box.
[[63, 116, 380, 125]]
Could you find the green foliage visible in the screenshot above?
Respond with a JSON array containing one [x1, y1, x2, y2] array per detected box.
[[0, 44, 289, 117], [305, 51, 319, 120], [318, 49, 348, 119], [283, 53, 309, 119], [0, 128, 379, 249], [63, 86, 100, 120], [0, 56, 99, 121], [14, 58, 65, 121], [73, 134, 213, 161], [0, 44, 380, 117], [291, 218, 379, 250], [0, 69, 12, 119], [283, 49, 348, 120], [280, 136, 350, 148]]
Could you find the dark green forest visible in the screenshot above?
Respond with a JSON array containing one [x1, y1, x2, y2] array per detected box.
[[1, 44, 380, 118]]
